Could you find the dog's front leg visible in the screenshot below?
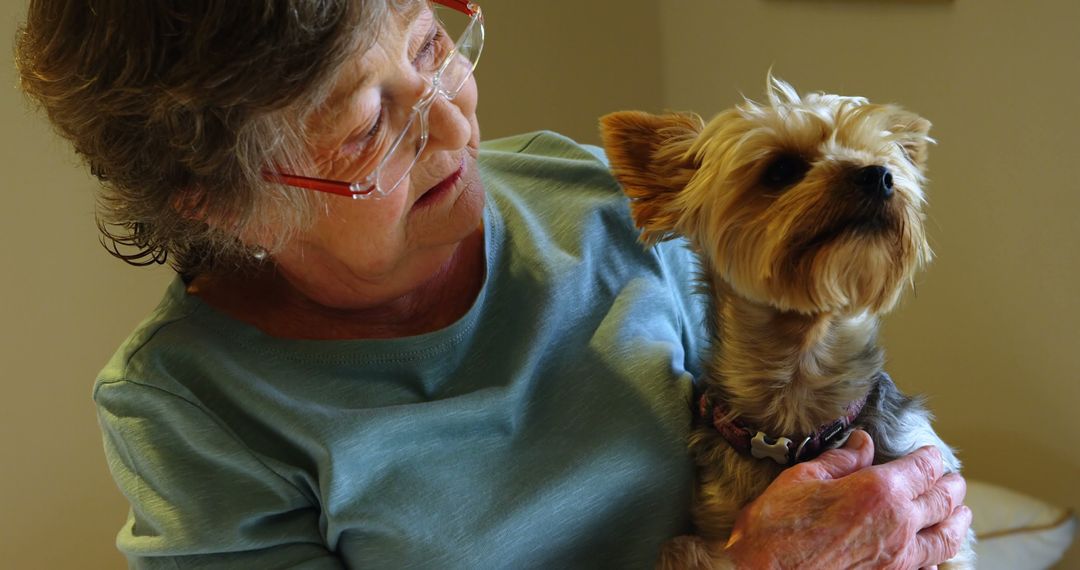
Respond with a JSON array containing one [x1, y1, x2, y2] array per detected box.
[[657, 452, 772, 569]]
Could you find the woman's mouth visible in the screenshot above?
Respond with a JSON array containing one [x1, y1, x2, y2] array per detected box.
[[413, 159, 465, 210]]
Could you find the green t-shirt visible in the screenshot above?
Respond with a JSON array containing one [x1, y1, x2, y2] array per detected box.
[[95, 131, 706, 569]]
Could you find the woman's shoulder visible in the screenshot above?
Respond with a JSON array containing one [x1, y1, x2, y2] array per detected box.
[[476, 131, 704, 353], [478, 131, 615, 195], [478, 130, 695, 270], [477, 130, 627, 236], [93, 276, 249, 408], [480, 130, 608, 163]]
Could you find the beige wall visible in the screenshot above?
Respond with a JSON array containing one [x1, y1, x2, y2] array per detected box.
[[477, 1, 663, 143], [3, 0, 1076, 568], [2, 2, 172, 569]]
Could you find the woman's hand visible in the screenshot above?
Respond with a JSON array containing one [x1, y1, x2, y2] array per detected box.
[[724, 430, 971, 569]]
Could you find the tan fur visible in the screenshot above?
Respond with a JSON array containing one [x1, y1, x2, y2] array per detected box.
[[600, 110, 704, 245], [600, 76, 974, 569]]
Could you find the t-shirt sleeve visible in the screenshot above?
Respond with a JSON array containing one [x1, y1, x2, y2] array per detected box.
[[95, 379, 344, 569], [652, 237, 707, 383], [577, 140, 707, 382]]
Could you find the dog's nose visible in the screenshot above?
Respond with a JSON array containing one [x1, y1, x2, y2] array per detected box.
[[853, 165, 894, 199]]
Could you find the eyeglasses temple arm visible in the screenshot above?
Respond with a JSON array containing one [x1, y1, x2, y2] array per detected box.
[[432, 0, 478, 16], [262, 171, 374, 198]]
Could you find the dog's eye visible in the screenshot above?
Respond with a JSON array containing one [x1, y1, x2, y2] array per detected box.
[[761, 154, 810, 189]]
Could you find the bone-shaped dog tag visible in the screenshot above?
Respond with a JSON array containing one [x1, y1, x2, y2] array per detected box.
[[750, 431, 792, 465]]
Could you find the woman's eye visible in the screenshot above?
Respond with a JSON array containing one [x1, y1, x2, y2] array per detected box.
[[413, 27, 446, 70], [343, 109, 384, 156]]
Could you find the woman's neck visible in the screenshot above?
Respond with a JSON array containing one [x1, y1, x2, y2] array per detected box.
[[188, 228, 486, 340]]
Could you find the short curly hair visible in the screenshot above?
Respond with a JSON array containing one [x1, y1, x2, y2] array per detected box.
[[16, 0, 407, 275]]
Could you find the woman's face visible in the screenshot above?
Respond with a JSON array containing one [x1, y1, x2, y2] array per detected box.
[[272, 4, 485, 310]]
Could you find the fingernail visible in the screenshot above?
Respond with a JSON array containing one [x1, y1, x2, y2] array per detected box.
[[848, 430, 869, 450]]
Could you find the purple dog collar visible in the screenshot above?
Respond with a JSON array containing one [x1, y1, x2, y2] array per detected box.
[[699, 392, 868, 466]]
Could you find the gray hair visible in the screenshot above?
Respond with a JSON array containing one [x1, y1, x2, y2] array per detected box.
[[16, 0, 413, 275]]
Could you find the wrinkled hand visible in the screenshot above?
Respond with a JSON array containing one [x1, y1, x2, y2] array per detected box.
[[724, 430, 971, 569]]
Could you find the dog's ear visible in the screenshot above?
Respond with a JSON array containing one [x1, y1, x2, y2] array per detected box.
[[600, 111, 703, 244], [889, 109, 933, 170]]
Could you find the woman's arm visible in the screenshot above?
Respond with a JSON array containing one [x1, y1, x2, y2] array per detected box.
[[96, 379, 345, 569]]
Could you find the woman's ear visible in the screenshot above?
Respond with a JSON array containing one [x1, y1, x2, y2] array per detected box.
[[599, 111, 702, 244], [171, 188, 270, 254]]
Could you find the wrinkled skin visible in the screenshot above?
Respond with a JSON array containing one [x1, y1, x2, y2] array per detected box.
[[726, 431, 971, 569]]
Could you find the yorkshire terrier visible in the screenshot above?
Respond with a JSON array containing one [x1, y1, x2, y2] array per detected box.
[[600, 76, 975, 569]]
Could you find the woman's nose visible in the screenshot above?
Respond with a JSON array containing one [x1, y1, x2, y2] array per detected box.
[[422, 83, 475, 154]]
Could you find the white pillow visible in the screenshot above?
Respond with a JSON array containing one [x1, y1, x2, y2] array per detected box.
[[967, 479, 1077, 570]]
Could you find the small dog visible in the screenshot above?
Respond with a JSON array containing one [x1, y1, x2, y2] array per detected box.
[[600, 76, 974, 569]]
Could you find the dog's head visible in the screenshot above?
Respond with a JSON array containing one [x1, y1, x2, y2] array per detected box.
[[601, 76, 933, 315]]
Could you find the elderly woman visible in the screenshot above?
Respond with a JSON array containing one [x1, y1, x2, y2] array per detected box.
[[17, 1, 969, 568]]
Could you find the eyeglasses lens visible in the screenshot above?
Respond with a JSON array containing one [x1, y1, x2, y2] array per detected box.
[[372, 5, 483, 196]]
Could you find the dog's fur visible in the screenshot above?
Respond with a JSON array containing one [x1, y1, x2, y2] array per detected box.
[[600, 76, 975, 569]]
